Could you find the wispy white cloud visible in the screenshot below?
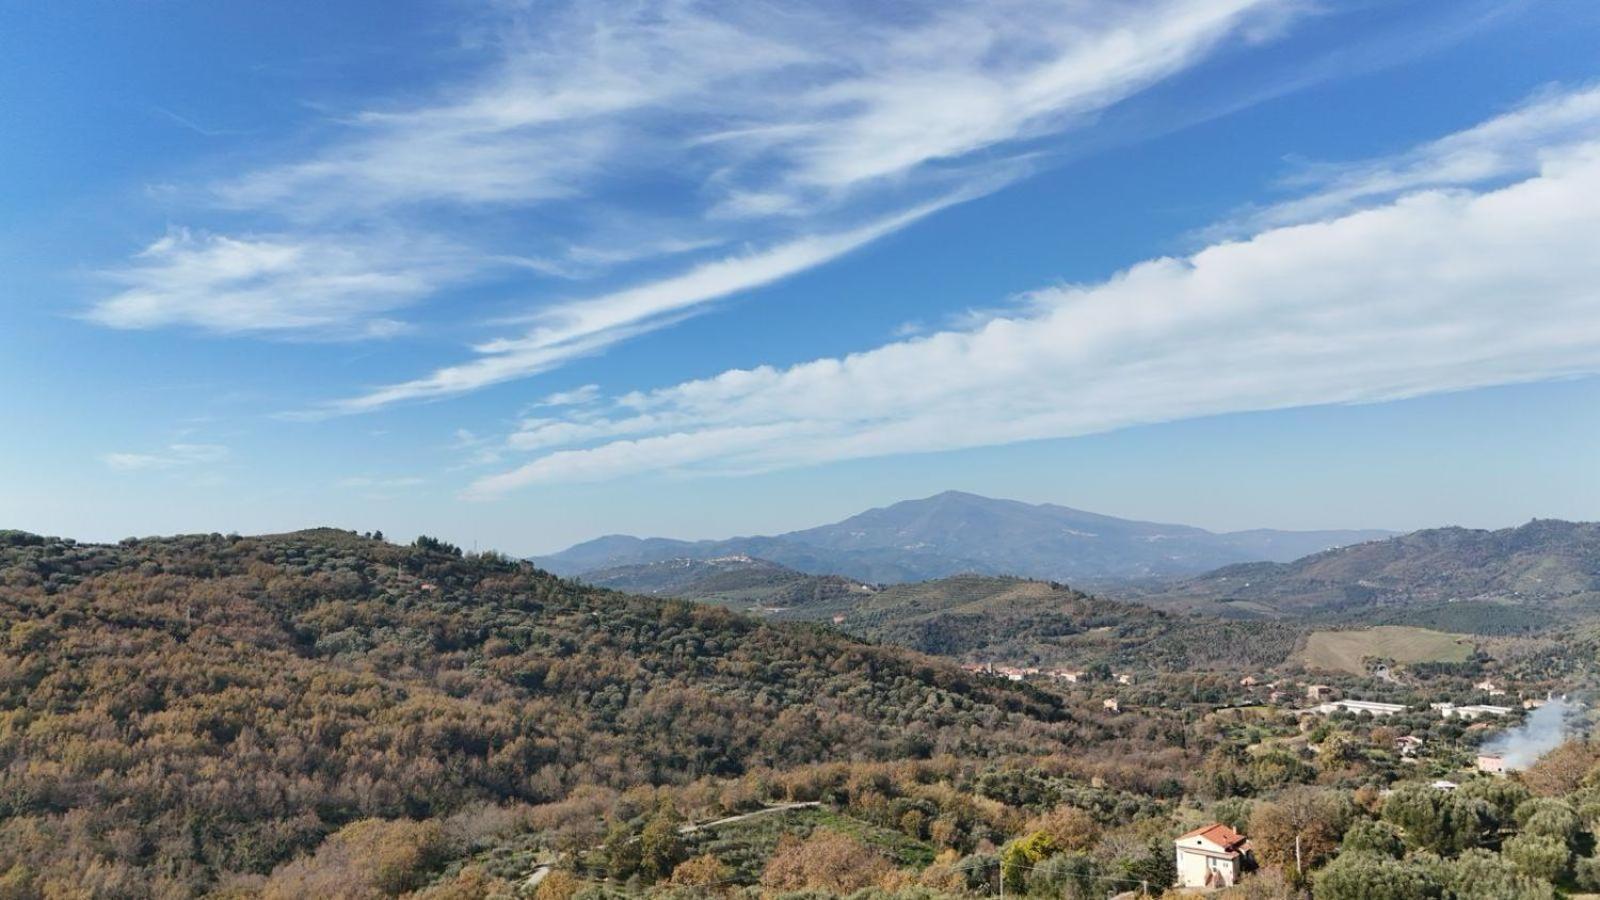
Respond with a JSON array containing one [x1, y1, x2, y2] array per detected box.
[[104, 443, 229, 471], [537, 384, 602, 407], [465, 94, 1600, 496], [95, 0, 1309, 392], [86, 229, 470, 338], [218, 0, 1292, 222], [1215, 82, 1600, 236], [315, 194, 975, 413]]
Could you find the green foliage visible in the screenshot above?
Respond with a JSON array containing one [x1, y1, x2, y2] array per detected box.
[[1313, 853, 1443, 900], [1026, 852, 1101, 900], [638, 805, 687, 881], [1000, 831, 1057, 893], [1381, 785, 1497, 856], [1457, 778, 1530, 823], [1340, 820, 1404, 859], [1513, 797, 1580, 848], [839, 577, 1303, 671], [1501, 833, 1571, 883], [1115, 838, 1175, 895], [1573, 853, 1600, 891], [1430, 848, 1558, 899]]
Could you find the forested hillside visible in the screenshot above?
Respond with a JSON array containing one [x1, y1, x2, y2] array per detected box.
[[577, 555, 873, 617], [834, 576, 1305, 672], [1134, 520, 1600, 622], [585, 565, 1306, 672], [0, 529, 1082, 895], [4, 529, 1600, 900]]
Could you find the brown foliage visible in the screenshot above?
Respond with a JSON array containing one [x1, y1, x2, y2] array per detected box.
[[532, 869, 582, 900], [1522, 740, 1600, 797], [759, 829, 894, 895], [259, 818, 448, 899], [670, 853, 731, 890], [0, 530, 1079, 893], [1027, 804, 1100, 851], [1248, 788, 1347, 877]]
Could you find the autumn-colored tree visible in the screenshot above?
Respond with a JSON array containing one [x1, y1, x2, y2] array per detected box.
[[410, 865, 516, 900], [259, 818, 449, 899], [1027, 804, 1100, 852], [638, 804, 687, 881], [532, 869, 582, 900], [1000, 830, 1058, 893], [1521, 740, 1600, 797], [669, 853, 730, 891], [1250, 788, 1350, 880], [760, 829, 892, 895]]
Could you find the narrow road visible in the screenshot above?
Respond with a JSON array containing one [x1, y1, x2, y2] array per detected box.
[[522, 801, 823, 888], [678, 800, 821, 834]]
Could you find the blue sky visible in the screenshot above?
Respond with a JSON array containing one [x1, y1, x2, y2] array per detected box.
[[3, 0, 1599, 554]]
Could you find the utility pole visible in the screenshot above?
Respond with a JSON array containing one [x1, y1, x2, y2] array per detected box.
[[1295, 832, 1303, 879]]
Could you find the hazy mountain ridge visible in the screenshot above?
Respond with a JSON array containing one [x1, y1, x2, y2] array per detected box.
[[533, 490, 1393, 583], [1131, 518, 1600, 620]]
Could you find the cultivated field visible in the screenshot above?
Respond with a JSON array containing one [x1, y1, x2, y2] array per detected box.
[[1298, 625, 1475, 674]]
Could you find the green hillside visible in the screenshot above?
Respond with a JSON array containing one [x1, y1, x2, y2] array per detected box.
[[1130, 520, 1600, 626]]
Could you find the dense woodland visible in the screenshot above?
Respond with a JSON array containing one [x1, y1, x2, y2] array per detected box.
[[3, 528, 1600, 898], [0, 529, 1088, 896]]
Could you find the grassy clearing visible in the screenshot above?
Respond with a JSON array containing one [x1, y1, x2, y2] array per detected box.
[[1298, 625, 1475, 674]]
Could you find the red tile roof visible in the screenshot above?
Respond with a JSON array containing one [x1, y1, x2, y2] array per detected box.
[[1177, 823, 1249, 853]]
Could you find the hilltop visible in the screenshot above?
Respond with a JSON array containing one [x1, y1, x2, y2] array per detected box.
[[533, 491, 1392, 583], [576, 554, 875, 617], [1131, 519, 1600, 629]]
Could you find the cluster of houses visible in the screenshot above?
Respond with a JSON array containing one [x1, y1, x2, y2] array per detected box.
[[1295, 683, 1520, 721], [959, 663, 1133, 685]]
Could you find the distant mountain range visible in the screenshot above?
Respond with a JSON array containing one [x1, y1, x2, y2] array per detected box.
[[533, 490, 1394, 583], [1128, 519, 1600, 626]]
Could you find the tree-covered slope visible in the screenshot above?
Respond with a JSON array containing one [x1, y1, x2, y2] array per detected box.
[[576, 554, 875, 617], [0, 529, 1081, 894], [1134, 519, 1600, 620], [829, 575, 1303, 672]]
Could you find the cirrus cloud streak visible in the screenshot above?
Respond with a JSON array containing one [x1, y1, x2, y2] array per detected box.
[[468, 133, 1600, 497]]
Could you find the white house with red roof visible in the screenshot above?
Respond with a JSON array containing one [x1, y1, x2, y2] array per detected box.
[[1174, 823, 1251, 889]]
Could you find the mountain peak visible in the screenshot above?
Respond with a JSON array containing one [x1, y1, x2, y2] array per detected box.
[[532, 491, 1393, 583]]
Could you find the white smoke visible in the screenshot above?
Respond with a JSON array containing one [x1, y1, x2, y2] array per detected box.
[[1481, 697, 1576, 770]]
